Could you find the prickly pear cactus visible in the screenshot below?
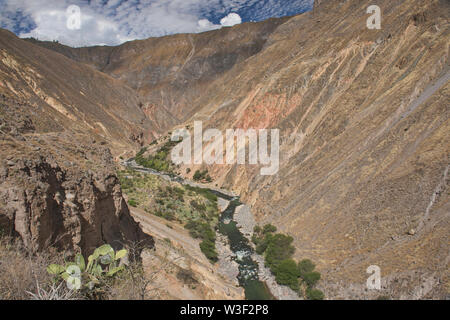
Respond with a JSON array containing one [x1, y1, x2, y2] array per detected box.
[[47, 244, 128, 293]]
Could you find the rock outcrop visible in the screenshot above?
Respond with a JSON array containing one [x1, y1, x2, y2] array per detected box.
[[0, 156, 152, 255], [0, 157, 150, 253], [0, 96, 153, 255]]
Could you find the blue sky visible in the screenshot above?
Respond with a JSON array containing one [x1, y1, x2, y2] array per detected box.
[[0, 0, 313, 47]]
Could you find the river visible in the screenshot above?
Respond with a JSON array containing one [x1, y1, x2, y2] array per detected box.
[[123, 160, 274, 300]]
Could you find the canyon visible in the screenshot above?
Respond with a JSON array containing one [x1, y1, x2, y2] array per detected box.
[[0, 0, 449, 299]]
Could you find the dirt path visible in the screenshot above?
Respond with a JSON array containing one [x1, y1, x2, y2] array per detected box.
[[131, 207, 209, 266], [130, 206, 244, 300]]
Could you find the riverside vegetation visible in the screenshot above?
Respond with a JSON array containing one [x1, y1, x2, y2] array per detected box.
[[134, 139, 178, 173], [118, 168, 220, 262], [135, 137, 212, 182], [125, 141, 321, 297], [252, 224, 324, 300]]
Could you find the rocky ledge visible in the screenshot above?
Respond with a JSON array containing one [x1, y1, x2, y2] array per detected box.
[[0, 139, 152, 256]]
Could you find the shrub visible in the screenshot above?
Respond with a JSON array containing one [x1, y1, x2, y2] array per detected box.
[[190, 200, 206, 212], [306, 288, 324, 300], [136, 147, 147, 158], [0, 236, 158, 300], [274, 259, 300, 290], [0, 237, 64, 300], [162, 211, 175, 221], [193, 170, 202, 181], [302, 271, 321, 287], [173, 186, 185, 196], [46, 244, 128, 298], [118, 175, 133, 190], [298, 259, 315, 276], [200, 239, 218, 263], [127, 199, 138, 207], [264, 234, 295, 270], [184, 220, 218, 263], [262, 224, 277, 234], [176, 268, 198, 285]]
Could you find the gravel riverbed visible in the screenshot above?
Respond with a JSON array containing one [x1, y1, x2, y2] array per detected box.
[[234, 204, 300, 300]]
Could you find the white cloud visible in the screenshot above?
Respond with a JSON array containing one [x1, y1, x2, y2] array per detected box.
[[220, 13, 242, 27], [18, 4, 130, 47], [197, 19, 220, 32], [196, 12, 242, 33], [0, 0, 312, 47]]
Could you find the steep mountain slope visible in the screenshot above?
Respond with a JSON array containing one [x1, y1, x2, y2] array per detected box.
[[0, 30, 156, 255], [27, 17, 290, 125], [122, 0, 448, 299], [175, 0, 449, 299], [0, 28, 160, 149]]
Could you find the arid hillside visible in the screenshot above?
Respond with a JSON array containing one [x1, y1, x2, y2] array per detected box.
[[0, 28, 163, 149], [171, 0, 449, 299], [180, 0, 449, 299], [0, 29, 156, 257], [0, 97, 153, 256], [26, 17, 290, 127], [105, 0, 449, 299], [1, 0, 448, 299]]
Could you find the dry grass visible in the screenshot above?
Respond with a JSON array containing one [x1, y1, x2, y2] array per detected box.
[[104, 241, 166, 300], [0, 236, 159, 300], [26, 281, 80, 300], [0, 236, 64, 300]]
